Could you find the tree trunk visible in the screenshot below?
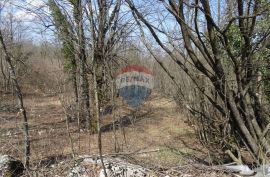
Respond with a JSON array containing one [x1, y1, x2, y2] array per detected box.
[[0, 30, 30, 169], [71, 58, 78, 103], [127, 0, 270, 163], [74, 0, 91, 129], [93, 62, 108, 177]]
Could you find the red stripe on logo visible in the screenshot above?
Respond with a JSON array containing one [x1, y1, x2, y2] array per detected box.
[[115, 64, 152, 77]]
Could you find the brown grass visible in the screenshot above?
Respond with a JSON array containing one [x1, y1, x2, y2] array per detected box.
[[0, 89, 209, 166], [0, 89, 232, 176]]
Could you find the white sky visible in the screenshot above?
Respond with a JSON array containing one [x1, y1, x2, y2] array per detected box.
[[0, 0, 228, 44], [7, 0, 47, 21], [0, 0, 54, 43]]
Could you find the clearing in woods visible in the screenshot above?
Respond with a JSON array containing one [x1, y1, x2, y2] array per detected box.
[[0, 88, 221, 175]]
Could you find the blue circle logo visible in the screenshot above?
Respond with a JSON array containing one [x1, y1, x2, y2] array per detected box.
[[116, 65, 154, 108]]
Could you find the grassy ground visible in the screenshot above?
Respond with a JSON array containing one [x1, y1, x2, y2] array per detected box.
[[0, 88, 232, 176]]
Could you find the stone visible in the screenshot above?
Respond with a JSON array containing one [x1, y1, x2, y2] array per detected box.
[[224, 164, 255, 176], [254, 164, 270, 177], [0, 155, 24, 177], [68, 156, 156, 177]]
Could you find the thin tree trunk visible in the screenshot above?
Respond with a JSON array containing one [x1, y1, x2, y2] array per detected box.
[[72, 62, 78, 103], [0, 30, 30, 169], [111, 81, 119, 153], [227, 91, 259, 154], [60, 99, 76, 158], [218, 0, 221, 25], [93, 63, 108, 177], [0, 55, 7, 89]]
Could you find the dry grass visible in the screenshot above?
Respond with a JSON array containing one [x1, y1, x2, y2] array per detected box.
[[0, 89, 232, 176], [0, 88, 207, 162]]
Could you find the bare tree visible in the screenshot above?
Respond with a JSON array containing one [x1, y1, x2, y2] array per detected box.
[[86, 0, 133, 175], [0, 4, 30, 168], [48, 0, 78, 103], [127, 0, 270, 163], [48, 0, 91, 129]]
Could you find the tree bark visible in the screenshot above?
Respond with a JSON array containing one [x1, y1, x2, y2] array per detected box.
[[0, 30, 30, 169], [93, 61, 108, 177], [73, 0, 91, 129]]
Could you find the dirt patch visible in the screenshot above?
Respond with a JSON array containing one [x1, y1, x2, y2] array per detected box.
[[0, 91, 230, 176]]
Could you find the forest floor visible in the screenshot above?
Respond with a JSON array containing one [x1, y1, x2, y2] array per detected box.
[[0, 87, 232, 176]]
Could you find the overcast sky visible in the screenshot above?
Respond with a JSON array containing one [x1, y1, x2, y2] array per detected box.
[[0, 0, 53, 43], [0, 0, 228, 45], [1, 0, 46, 21]]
